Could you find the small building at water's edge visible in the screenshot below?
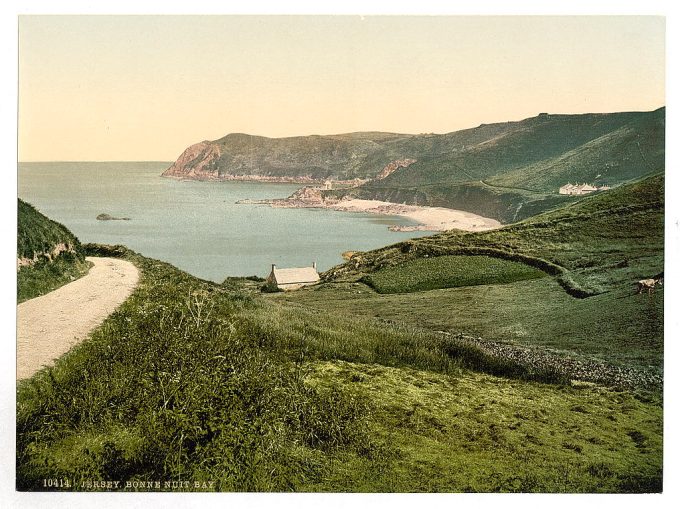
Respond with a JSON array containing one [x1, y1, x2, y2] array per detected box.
[[267, 263, 320, 291]]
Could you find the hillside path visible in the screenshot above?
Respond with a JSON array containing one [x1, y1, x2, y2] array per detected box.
[[17, 257, 139, 380]]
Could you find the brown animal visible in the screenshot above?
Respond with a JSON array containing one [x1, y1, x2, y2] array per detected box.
[[636, 276, 663, 295]]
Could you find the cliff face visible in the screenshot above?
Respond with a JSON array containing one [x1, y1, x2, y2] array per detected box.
[[375, 159, 417, 180], [162, 141, 223, 179]]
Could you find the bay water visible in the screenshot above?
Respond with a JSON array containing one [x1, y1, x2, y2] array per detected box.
[[18, 162, 428, 282]]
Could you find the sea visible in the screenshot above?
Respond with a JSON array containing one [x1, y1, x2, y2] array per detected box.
[[18, 162, 428, 282]]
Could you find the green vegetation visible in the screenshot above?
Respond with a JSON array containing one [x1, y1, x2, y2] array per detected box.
[[18, 199, 83, 260], [326, 173, 664, 292], [277, 276, 662, 373], [17, 172, 664, 492], [363, 255, 546, 294], [18, 245, 374, 492], [348, 108, 663, 222], [307, 361, 661, 493], [17, 244, 662, 492], [17, 199, 89, 302], [282, 174, 664, 371], [17, 254, 91, 303]]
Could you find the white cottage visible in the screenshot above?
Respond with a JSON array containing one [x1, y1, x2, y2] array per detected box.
[[559, 183, 602, 196], [267, 263, 320, 291]]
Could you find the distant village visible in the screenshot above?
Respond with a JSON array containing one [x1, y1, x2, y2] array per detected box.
[[558, 183, 611, 195]]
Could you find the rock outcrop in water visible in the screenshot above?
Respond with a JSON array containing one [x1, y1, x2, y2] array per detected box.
[[97, 213, 130, 221]]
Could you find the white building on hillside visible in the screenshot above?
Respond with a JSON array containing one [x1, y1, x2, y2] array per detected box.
[[559, 183, 603, 195], [267, 263, 320, 291]]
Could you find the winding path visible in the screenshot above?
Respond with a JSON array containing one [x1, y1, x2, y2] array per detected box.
[[16, 257, 139, 380]]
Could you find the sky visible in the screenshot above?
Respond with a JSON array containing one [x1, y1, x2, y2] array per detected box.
[[18, 15, 665, 161]]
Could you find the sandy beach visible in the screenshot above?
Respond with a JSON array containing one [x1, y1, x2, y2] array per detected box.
[[240, 184, 502, 233], [327, 199, 502, 232]]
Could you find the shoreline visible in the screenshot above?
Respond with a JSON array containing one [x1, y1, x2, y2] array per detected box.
[[162, 173, 368, 186], [165, 173, 501, 233], [239, 196, 502, 233], [325, 199, 501, 232]]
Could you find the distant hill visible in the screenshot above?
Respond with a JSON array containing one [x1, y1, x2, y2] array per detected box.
[[164, 108, 664, 222], [162, 131, 418, 181]]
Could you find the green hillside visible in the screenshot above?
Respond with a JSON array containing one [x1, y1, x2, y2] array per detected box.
[[165, 108, 664, 223], [280, 173, 664, 373], [17, 240, 662, 492], [349, 108, 664, 221], [373, 109, 663, 188], [17, 199, 89, 302], [486, 110, 664, 191]]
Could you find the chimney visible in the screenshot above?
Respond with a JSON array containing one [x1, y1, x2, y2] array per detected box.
[[271, 264, 276, 272], [312, 261, 317, 270]]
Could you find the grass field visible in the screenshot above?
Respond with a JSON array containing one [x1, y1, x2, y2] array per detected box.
[[363, 255, 546, 294], [287, 174, 663, 373], [17, 254, 92, 303], [16, 245, 663, 492], [327, 173, 664, 295], [274, 276, 663, 372], [306, 360, 661, 493]]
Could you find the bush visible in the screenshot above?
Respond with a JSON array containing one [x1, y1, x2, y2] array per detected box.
[[260, 281, 282, 293]]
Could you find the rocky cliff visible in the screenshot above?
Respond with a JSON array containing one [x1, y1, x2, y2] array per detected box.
[[163, 141, 223, 179], [162, 132, 420, 182]]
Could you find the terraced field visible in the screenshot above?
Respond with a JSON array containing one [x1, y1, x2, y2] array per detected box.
[[362, 255, 546, 294]]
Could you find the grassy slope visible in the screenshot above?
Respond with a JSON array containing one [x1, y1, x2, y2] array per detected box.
[[279, 174, 664, 370], [17, 199, 90, 302], [346, 108, 664, 222], [308, 361, 661, 493], [17, 245, 662, 492], [17, 246, 374, 492], [17, 175, 664, 492], [487, 113, 664, 191], [17, 256, 92, 303]]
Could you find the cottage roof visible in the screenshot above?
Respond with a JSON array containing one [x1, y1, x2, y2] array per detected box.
[[273, 267, 320, 285]]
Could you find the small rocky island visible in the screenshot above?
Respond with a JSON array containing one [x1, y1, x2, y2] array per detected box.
[[96, 213, 131, 221]]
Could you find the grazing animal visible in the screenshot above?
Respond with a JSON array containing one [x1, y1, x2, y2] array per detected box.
[[636, 275, 663, 296]]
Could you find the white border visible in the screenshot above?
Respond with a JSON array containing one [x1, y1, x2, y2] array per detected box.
[[2, 2, 678, 509]]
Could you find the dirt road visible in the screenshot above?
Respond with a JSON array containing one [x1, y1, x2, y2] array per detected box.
[[17, 257, 139, 380]]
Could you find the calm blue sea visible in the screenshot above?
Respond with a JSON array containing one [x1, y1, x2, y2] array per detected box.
[[18, 162, 427, 282]]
